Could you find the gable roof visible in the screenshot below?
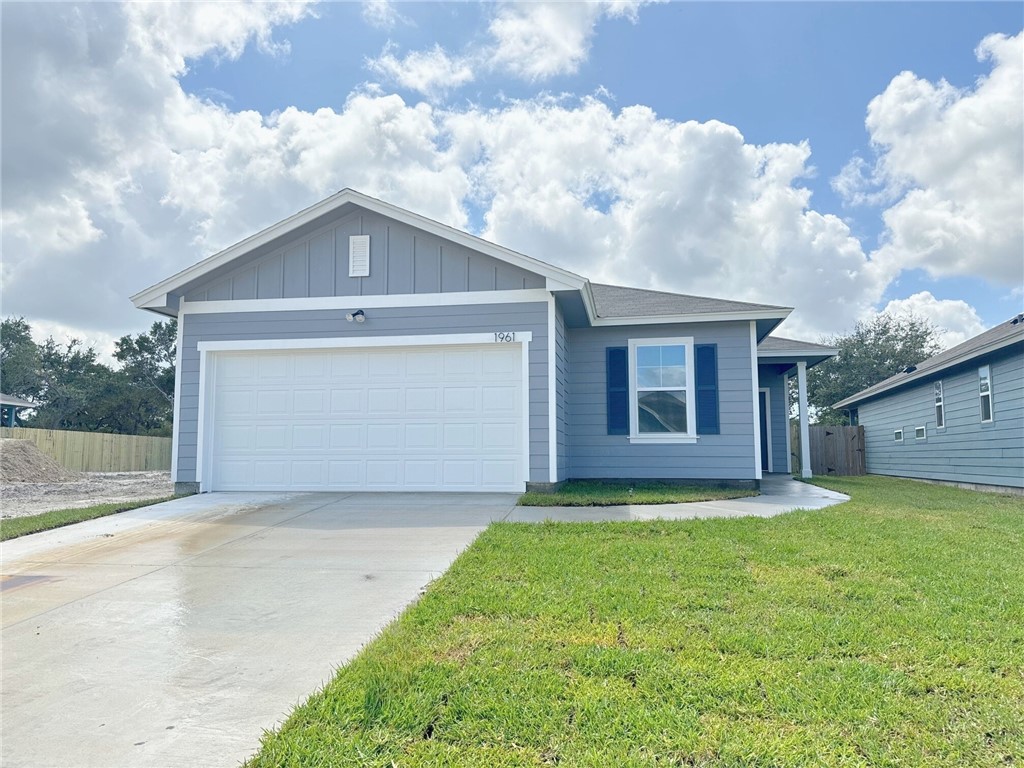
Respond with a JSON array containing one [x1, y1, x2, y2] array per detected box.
[[833, 313, 1024, 409], [131, 188, 587, 312], [757, 336, 837, 355]]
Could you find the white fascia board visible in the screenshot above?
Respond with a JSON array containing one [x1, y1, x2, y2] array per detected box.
[[590, 308, 792, 327], [178, 289, 553, 316], [197, 332, 532, 353], [131, 189, 586, 308], [757, 347, 837, 359]]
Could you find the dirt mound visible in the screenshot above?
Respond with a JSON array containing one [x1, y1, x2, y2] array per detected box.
[[1, 440, 82, 484]]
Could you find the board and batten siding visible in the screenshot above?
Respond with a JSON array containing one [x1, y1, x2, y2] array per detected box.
[[566, 321, 757, 480], [858, 346, 1023, 489], [176, 302, 551, 485], [758, 368, 790, 473], [181, 210, 545, 303]]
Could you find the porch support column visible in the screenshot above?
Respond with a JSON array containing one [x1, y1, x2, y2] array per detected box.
[[796, 361, 812, 479]]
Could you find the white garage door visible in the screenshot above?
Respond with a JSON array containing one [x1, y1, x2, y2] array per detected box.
[[206, 344, 525, 492]]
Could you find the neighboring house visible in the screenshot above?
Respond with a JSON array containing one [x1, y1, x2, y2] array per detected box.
[[834, 315, 1024, 494], [132, 189, 835, 495], [0, 392, 34, 427]]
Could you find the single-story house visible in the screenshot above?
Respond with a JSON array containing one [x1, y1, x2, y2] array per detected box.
[[833, 314, 1024, 494], [0, 392, 34, 427], [132, 189, 836, 495]]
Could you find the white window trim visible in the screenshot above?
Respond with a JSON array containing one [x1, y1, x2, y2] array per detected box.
[[194, 332, 532, 491], [979, 365, 993, 423], [894, 429, 904, 443], [915, 425, 927, 440], [934, 380, 945, 430], [627, 336, 697, 444]]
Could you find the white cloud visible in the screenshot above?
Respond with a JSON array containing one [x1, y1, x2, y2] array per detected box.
[[836, 32, 1023, 288], [878, 291, 988, 350], [361, 0, 408, 30], [0, 3, 1003, 356], [487, 1, 649, 81], [366, 44, 475, 98]]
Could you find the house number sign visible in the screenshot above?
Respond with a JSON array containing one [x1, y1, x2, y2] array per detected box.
[[493, 331, 516, 342]]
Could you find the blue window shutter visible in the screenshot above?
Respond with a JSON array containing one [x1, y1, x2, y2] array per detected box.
[[695, 344, 720, 435], [607, 347, 629, 435]]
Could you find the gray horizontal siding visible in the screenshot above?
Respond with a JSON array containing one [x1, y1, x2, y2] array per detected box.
[[176, 302, 550, 484], [567, 321, 756, 480], [858, 346, 1023, 488], [182, 210, 545, 303]]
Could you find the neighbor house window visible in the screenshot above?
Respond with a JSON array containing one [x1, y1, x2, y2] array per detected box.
[[628, 338, 696, 442], [894, 429, 903, 443], [934, 381, 945, 429], [979, 365, 993, 422], [915, 426, 926, 440]]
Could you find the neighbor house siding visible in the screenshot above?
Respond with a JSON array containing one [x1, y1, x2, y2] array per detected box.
[[176, 302, 550, 484], [555, 302, 569, 481], [858, 346, 1023, 488], [567, 321, 756, 480], [758, 368, 790, 473], [181, 210, 545, 303]]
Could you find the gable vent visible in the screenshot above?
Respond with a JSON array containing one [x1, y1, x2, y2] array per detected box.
[[349, 235, 370, 277]]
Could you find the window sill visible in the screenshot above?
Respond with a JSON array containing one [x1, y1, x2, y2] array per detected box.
[[628, 435, 699, 444]]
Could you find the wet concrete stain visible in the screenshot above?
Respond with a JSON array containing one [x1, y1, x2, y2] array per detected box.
[[1, 574, 55, 592]]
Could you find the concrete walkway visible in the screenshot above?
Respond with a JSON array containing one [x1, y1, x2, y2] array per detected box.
[[508, 474, 849, 522], [0, 476, 846, 768]]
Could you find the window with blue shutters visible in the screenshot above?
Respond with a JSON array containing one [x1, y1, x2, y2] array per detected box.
[[695, 344, 720, 435]]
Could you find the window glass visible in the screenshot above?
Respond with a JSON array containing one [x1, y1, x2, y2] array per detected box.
[[979, 366, 993, 422], [934, 381, 944, 429], [631, 341, 692, 437], [638, 391, 688, 433]]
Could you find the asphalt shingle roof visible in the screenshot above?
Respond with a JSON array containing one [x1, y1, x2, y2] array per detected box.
[[833, 313, 1024, 409], [590, 283, 790, 318], [757, 336, 837, 354]]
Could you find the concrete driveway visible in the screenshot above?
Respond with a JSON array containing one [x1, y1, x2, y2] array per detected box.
[[1, 492, 516, 768], [1, 477, 846, 768]]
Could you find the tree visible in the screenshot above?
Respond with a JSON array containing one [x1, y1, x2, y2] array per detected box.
[[0, 317, 41, 401], [807, 313, 942, 425], [114, 320, 176, 407]]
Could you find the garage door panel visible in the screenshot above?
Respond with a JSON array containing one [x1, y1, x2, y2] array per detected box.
[[367, 388, 401, 414], [293, 389, 326, 413], [330, 389, 363, 413], [258, 356, 289, 380], [209, 344, 524, 492], [405, 423, 439, 449], [328, 461, 361, 485], [256, 390, 289, 415], [366, 460, 400, 486], [293, 425, 327, 449]]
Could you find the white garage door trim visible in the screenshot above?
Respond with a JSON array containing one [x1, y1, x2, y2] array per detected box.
[[195, 333, 532, 492]]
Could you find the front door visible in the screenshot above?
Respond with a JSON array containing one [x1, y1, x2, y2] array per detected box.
[[758, 389, 772, 473]]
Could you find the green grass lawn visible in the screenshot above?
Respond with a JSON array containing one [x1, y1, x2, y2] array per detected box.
[[0, 497, 178, 540], [248, 476, 1024, 767], [519, 480, 755, 506]]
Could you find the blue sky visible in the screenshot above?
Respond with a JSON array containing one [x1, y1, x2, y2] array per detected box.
[[3, 1, 1022, 354]]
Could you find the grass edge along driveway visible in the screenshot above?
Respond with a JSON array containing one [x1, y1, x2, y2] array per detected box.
[[247, 476, 1024, 767], [0, 497, 179, 540]]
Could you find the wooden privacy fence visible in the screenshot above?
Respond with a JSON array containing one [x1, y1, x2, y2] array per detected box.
[[0, 428, 171, 472], [808, 425, 865, 476]]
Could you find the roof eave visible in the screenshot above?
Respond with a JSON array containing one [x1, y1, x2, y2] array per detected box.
[[590, 308, 791, 327], [832, 334, 1023, 409]]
